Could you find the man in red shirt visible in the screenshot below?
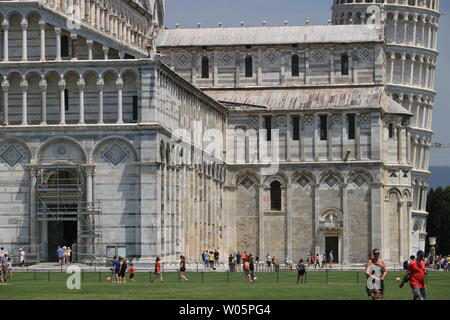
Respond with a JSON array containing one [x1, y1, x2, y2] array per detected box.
[[400, 250, 427, 300]]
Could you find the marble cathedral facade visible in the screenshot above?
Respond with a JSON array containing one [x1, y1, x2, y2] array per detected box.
[[0, 0, 440, 264]]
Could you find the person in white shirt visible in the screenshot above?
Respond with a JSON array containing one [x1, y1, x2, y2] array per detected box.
[[19, 248, 25, 268]]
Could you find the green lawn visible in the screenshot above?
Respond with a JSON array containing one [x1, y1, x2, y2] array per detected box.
[[1, 271, 449, 300]]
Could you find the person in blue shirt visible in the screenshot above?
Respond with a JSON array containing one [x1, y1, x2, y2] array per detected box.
[[56, 246, 65, 266], [112, 256, 120, 283]]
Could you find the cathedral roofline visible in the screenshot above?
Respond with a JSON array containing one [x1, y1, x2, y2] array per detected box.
[[157, 24, 384, 48]]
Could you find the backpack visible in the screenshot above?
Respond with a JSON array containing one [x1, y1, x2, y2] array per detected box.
[[403, 260, 408, 270]]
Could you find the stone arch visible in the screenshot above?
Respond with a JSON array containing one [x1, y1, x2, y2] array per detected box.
[[36, 136, 88, 164], [319, 170, 344, 188], [346, 168, 374, 186], [291, 170, 316, 188], [6, 10, 24, 21], [263, 172, 288, 188], [386, 187, 402, 200], [319, 208, 344, 231], [233, 169, 261, 186], [25, 10, 41, 20]]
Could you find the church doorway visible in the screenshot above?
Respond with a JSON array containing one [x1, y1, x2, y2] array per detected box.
[[47, 220, 78, 262], [325, 236, 339, 263]]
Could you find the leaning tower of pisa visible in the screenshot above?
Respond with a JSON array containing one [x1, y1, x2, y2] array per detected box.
[[331, 0, 440, 253]]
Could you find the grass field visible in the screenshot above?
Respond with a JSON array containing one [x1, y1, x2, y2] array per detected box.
[[1, 271, 449, 300]]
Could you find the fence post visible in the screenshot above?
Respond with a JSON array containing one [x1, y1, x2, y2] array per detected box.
[[99, 271, 101, 282], [277, 270, 279, 283], [48, 271, 50, 282], [201, 271, 204, 283], [227, 270, 229, 283], [326, 269, 328, 284], [356, 271, 359, 284], [304, 271, 307, 284]]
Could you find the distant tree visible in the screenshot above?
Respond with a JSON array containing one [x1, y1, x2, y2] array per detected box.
[[426, 187, 450, 255]]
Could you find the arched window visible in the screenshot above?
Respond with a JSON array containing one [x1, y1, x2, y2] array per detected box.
[[291, 54, 299, 77], [201, 56, 209, 79], [270, 181, 282, 211], [341, 53, 349, 76], [388, 123, 395, 138], [61, 35, 70, 58], [245, 56, 253, 77]]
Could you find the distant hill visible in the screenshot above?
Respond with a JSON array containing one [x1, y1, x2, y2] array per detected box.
[[429, 166, 450, 189]]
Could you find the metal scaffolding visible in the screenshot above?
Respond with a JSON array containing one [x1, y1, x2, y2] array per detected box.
[[36, 162, 102, 263]]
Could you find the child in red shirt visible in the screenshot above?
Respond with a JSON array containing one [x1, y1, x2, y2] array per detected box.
[[129, 263, 136, 283]]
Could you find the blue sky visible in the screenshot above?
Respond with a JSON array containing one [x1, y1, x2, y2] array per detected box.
[[165, 0, 450, 166]]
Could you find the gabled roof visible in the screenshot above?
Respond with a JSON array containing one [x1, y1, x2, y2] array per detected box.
[[203, 87, 412, 116], [157, 24, 383, 47]]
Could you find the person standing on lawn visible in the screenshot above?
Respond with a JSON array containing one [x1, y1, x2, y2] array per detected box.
[[365, 249, 387, 300], [296, 259, 306, 284], [19, 248, 25, 268], [57, 246, 65, 266]]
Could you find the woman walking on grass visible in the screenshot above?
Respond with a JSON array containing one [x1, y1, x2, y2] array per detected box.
[[152, 256, 163, 282], [179, 255, 189, 282]]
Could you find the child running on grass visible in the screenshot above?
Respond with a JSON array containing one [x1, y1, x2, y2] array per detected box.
[[129, 263, 136, 283]]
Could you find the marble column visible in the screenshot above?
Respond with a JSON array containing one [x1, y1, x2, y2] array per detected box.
[[20, 78, 28, 125], [55, 27, 62, 61], [97, 76, 104, 124], [71, 33, 77, 60], [39, 20, 46, 61], [1, 78, 9, 125], [342, 183, 349, 264], [116, 76, 124, 124], [39, 78, 47, 125], [21, 19, 28, 61], [86, 40, 93, 60], [103, 46, 109, 60], [58, 76, 66, 124], [2, 21, 9, 62], [77, 76, 85, 124]]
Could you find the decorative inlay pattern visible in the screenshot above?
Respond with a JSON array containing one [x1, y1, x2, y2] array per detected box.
[[353, 175, 366, 188], [264, 48, 280, 64], [325, 175, 338, 188], [102, 143, 129, 166], [297, 175, 310, 188], [358, 48, 373, 62], [0, 144, 24, 167], [311, 49, 329, 64], [240, 176, 255, 190], [219, 52, 234, 65], [176, 51, 191, 66]]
